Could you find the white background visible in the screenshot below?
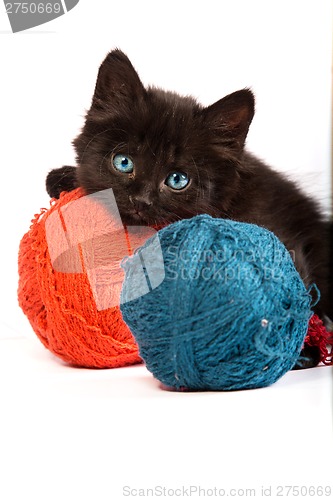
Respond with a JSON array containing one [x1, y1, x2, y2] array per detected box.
[[0, 1, 332, 499]]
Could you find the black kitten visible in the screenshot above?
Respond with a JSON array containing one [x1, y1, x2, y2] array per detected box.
[[46, 49, 331, 365]]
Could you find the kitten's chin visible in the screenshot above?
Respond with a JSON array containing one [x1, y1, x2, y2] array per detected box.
[[120, 212, 156, 227]]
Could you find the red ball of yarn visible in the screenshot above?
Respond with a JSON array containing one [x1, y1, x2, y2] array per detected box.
[[18, 188, 155, 368]]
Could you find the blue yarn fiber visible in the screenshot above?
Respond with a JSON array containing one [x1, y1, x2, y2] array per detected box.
[[120, 215, 313, 391]]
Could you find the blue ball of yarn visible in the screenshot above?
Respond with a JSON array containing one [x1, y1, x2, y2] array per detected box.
[[120, 215, 313, 391]]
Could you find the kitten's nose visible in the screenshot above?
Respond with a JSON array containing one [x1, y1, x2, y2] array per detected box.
[[129, 195, 152, 212]]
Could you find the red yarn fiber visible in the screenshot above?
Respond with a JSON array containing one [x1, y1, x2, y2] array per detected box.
[[17, 188, 155, 368], [304, 314, 333, 365]]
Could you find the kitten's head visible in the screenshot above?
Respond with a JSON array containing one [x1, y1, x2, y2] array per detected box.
[[74, 49, 255, 226]]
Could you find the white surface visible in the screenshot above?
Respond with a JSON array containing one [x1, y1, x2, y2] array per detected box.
[[0, 1, 332, 498], [0, 335, 332, 500]]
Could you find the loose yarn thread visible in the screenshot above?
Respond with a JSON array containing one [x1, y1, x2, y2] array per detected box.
[[305, 315, 333, 365]]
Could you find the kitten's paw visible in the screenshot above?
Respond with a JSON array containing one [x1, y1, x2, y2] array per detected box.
[[292, 345, 321, 370], [46, 166, 78, 198]]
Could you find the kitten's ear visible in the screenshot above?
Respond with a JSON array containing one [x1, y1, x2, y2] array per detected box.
[[89, 49, 145, 117], [203, 89, 255, 148]]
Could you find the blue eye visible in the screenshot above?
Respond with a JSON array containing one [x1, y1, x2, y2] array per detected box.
[[112, 154, 134, 173], [165, 172, 189, 190]]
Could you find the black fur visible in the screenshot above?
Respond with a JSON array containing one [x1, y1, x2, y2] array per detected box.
[[46, 49, 332, 367], [46, 165, 78, 199]]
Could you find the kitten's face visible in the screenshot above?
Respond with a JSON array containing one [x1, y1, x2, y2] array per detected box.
[[74, 50, 254, 226]]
